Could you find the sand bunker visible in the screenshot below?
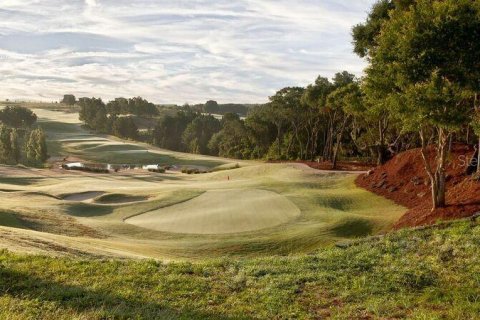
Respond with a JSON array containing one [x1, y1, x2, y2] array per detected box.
[[62, 191, 105, 202], [125, 189, 300, 234]]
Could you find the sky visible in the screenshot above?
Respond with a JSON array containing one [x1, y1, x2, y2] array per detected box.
[[0, 0, 376, 104]]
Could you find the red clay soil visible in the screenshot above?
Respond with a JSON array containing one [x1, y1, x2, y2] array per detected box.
[[355, 144, 480, 229]]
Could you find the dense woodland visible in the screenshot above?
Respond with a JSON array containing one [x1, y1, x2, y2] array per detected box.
[[14, 0, 470, 211]]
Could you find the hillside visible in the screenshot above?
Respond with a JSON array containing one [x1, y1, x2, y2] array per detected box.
[[0, 220, 479, 319], [356, 144, 480, 228]]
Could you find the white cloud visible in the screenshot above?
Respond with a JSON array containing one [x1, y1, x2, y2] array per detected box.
[[0, 0, 376, 104]]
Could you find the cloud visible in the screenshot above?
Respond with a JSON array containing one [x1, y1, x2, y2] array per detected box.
[[85, 0, 97, 7], [0, 0, 376, 104]]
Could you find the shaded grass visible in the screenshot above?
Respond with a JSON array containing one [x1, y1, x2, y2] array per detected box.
[[0, 220, 479, 319], [94, 193, 149, 204], [64, 203, 114, 217], [330, 218, 373, 238], [0, 211, 25, 228], [0, 177, 42, 186]]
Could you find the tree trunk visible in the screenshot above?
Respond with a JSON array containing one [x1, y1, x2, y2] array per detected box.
[[477, 139, 480, 174], [419, 128, 448, 210], [331, 116, 350, 170], [276, 125, 282, 159]]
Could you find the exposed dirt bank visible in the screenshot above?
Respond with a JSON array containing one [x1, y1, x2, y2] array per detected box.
[[355, 144, 480, 228]]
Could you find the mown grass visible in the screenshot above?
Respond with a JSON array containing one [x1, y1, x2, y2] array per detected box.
[[0, 220, 479, 319], [36, 109, 226, 167]]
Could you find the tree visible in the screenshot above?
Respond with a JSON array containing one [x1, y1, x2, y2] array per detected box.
[[301, 77, 334, 160], [129, 97, 158, 116], [0, 106, 37, 128], [365, 0, 480, 209], [0, 125, 13, 164], [61, 94, 76, 106], [352, 0, 415, 57], [10, 129, 20, 163], [25, 129, 48, 164], [112, 117, 138, 140], [153, 110, 197, 151], [266, 87, 305, 160], [327, 80, 362, 169], [204, 100, 219, 114], [78, 97, 105, 128], [208, 114, 253, 159], [182, 115, 221, 155]]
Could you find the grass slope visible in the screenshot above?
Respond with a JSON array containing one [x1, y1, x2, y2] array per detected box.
[[1, 220, 479, 319]]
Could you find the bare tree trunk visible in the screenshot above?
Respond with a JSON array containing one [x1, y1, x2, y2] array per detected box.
[[276, 125, 282, 159], [475, 93, 480, 174], [477, 139, 480, 174], [331, 116, 350, 170], [419, 128, 448, 210]]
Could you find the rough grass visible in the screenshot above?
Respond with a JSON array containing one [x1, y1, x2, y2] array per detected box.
[[0, 220, 479, 319]]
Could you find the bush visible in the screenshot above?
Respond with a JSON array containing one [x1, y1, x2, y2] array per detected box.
[[62, 165, 109, 174], [180, 167, 207, 174]]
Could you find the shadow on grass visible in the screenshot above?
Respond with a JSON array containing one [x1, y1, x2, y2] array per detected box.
[[64, 203, 114, 217], [0, 177, 43, 186], [0, 267, 233, 319], [331, 218, 373, 238]]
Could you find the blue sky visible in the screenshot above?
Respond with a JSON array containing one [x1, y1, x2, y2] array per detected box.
[[0, 0, 376, 104]]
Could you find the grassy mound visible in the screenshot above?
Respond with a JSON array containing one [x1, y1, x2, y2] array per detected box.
[[125, 189, 301, 234], [0, 220, 479, 319]]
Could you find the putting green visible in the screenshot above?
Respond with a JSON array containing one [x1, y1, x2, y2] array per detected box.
[[125, 189, 301, 234]]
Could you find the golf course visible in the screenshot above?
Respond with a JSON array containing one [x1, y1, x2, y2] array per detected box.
[[0, 108, 406, 260]]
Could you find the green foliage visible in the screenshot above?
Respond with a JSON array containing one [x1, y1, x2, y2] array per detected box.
[[208, 115, 253, 159], [61, 94, 76, 106], [153, 110, 197, 151], [204, 100, 219, 114], [0, 221, 479, 319], [25, 129, 48, 164], [112, 117, 138, 140], [0, 106, 37, 128], [106, 97, 158, 116], [182, 115, 221, 155]]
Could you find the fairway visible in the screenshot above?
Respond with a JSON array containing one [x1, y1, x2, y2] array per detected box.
[[0, 109, 407, 260], [126, 189, 300, 234]]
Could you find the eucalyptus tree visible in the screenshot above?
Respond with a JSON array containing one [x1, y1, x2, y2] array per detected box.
[[327, 80, 363, 169], [364, 0, 480, 209]]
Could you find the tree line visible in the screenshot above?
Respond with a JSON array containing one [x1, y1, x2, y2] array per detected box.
[[0, 106, 48, 165], [74, 0, 480, 211]]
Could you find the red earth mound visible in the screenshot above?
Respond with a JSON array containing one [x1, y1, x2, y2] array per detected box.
[[355, 144, 480, 228]]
